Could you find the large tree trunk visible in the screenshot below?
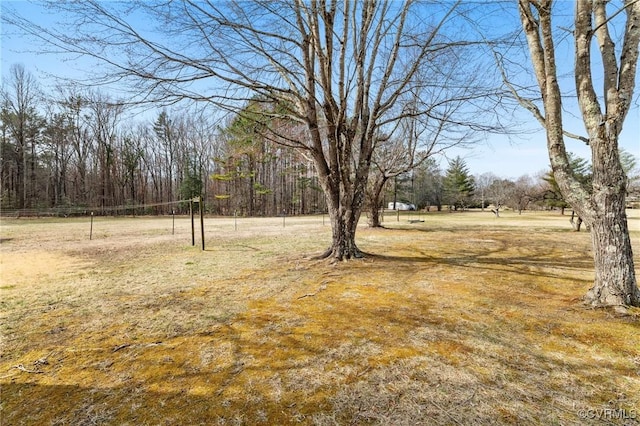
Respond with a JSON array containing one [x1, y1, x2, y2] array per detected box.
[[312, 141, 369, 261], [576, 0, 640, 307], [583, 128, 638, 305], [366, 175, 387, 228], [316, 171, 367, 260], [367, 205, 382, 228], [518, 0, 640, 307], [586, 199, 639, 306], [323, 205, 362, 260]]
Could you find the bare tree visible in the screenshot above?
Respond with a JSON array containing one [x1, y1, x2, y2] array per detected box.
[[365, 99, 481, 226], [514, 0, 639, 307], [85, 91, 125, 212], [180, 111, 223, 212], [57, 89, 94, 206], [485, 177, 514, 217], [4, 0, 506, 259], [475, 172, 496, 211], [1, 64, 42, 209], [510, 175, 534, 214], [41, 104, 73, 207], [365, 37, 502, 227]]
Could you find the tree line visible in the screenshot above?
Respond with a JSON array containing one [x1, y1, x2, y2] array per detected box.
[[5, 64, 634, 220], [1, 65, 327, 216], [383, 152, 639, 219]]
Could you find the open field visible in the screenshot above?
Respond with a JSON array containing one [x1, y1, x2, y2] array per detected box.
[[1, 210, 639, 425]]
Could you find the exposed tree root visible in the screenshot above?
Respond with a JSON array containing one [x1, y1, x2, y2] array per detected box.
[[311, 247, 334, 261]]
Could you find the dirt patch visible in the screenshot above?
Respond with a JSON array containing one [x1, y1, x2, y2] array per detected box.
[[1, 251, 89, 287]]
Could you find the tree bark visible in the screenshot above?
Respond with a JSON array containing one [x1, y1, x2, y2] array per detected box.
[[586, 200, 639, 306], [570, 211, 583, 232], [366, 175, 387, 228], [316, 171, 366, 260], [367, 206, 382, 228], [323, 205, 362, 260], [517, 0, 640, 307], [576, 0, 640, 306]]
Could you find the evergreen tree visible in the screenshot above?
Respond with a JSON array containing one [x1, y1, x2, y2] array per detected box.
[[542, 153, 591, 214], [413, 158, 444, 211], [179, 159, 204, 200], [443, 156, 475, 211]]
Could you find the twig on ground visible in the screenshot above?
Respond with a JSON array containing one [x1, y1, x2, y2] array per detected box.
[[296, 282, 328, 299], [429, 399, 463, 425], [14, 364, 43, 374], [112, 343, 131, 352], [297, 293, 317, 299]]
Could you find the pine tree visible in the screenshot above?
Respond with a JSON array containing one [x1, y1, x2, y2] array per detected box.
[[443, 156, 475, 211], [542, 153, 591, 215]]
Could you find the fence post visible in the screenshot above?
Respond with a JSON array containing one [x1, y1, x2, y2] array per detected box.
[[190, 200, 195, 246], [89, 212, 94, 240], [199, 198, 205, 251]]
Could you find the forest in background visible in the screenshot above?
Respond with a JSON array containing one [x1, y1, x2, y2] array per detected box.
[[2, 64, 638, 217], [1, 64, 328, 216]]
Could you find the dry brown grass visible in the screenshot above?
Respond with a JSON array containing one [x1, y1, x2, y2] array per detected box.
[[1, 211, 639, 425]]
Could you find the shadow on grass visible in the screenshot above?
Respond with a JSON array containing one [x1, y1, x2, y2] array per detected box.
[[3, 221, 638, 425], [364, 234, 594, 290], [4, 286, 638, 425]]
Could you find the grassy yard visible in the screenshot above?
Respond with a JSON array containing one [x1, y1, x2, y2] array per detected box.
[[1, 210, 639, 425]]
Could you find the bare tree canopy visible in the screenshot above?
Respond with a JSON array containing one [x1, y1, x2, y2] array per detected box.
[[0, 64, 42, 209], [4, 0, 509, 260]]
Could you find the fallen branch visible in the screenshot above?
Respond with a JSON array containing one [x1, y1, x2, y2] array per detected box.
[[297, 292, 318, 299], [296, 282, 328, 299], [112, 343, 131, 352]]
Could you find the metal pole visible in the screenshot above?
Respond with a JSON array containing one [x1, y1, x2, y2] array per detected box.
[[200, 198, 205, 250], [172, 209, 175, 235], [90, 212, 94, 240], [190, 200, 195, 246]]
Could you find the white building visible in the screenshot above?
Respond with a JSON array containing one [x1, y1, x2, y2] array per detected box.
[[388, 202, 416, 211]]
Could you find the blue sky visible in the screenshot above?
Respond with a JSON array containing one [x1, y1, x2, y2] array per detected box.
[[1, 1, 638, 179]]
